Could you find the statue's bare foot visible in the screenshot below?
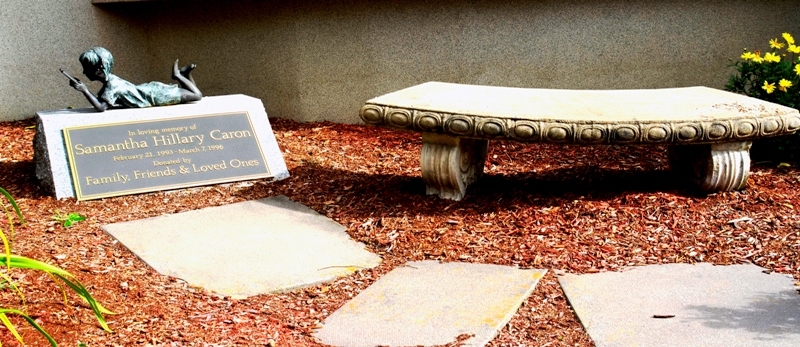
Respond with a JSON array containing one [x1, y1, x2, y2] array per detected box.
[[179, 64, 196, 79]]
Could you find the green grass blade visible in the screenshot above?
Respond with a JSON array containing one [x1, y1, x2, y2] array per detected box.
[[0, 270, 27, 311], [45, 272, 71, 310], [53, 274, 113, 331], [0, 312, 24, 344], [0, 224, 11, 273], [0, 308, 57, 347], [3, 255, 73, 276], [2, 255, 113, 314], [0, 255, 114, 331], [1, 202, 17, 245], [0, 188, 24, 225]]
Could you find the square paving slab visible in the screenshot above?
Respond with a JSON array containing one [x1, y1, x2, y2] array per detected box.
[[315, 260, 547, 347], [102, 195, 380, 298], [558, 263, 800, 347]]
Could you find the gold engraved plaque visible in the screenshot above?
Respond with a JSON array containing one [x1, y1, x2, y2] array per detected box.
[[63, 112, 271, 200]]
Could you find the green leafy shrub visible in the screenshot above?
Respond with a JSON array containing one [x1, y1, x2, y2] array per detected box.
[[0, 188, 112, 346], [726, 33, 800, 162]]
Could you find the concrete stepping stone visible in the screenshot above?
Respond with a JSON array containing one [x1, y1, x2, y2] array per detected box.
[[102, 195, 380, 298], [558, 263, 800, 347], [315, 260, 547, 347]]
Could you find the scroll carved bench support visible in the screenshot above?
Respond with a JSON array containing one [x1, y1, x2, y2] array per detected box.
[[668, 141, 752, 192], [421, 133, 488, 200], [361, 82, 800, 200]]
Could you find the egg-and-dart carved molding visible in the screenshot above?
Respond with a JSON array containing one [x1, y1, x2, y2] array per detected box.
[[359, 104, 800, 145]]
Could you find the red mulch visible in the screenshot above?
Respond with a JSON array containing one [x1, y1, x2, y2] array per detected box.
[[0, 117, 798, 346]]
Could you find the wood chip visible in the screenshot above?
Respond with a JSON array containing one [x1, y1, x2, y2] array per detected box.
[[1, 118, 798, 347]]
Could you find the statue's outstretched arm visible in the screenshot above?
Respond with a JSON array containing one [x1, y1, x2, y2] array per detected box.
[[62, 69, 109, 112], [71, 81, 109, 112]]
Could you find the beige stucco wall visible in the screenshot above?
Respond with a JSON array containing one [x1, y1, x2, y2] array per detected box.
[[0, 0, 150, 120], [2, 0, 800, 123]]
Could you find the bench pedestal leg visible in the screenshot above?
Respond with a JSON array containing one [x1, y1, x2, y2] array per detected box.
[[668, 141, 752, 192], [421, 133, 488, 200]]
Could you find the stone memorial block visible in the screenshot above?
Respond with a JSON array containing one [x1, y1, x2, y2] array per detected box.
[[34, 95, 289, 199]]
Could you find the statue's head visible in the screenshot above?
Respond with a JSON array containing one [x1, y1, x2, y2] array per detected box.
[[79, 47, 114, 81]]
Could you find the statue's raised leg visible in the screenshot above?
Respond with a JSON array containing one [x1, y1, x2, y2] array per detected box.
[[172, 60, 202, 97]]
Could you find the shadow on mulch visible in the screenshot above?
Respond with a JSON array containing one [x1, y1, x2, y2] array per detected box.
[[0, 159, 48, 199], [474, 166, 686, 197], [236, 163, 700, 220]]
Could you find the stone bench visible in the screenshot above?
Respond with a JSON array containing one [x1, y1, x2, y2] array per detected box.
[[359, 82, 800, 200]]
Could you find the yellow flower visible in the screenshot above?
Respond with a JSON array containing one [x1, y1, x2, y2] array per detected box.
[[784, 32, 795, 45], [779, 79, 793, 92], [795, 64, 800, 76], [741, 51, 756, 60], [763, 80, 776, 94], [789, 45, 800, 54], [765, 52, 781, 63], [770, 38, 785, 49], [751, 50, 764, 63]]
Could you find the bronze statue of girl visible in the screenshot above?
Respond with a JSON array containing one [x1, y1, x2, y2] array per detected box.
[[66, 47, 202, 112]]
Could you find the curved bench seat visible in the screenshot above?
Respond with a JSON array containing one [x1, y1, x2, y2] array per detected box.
[[359, 82, 800, 200]]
